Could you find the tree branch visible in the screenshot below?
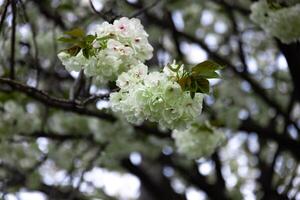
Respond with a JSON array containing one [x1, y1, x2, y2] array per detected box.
[[10, 0, 17, 80], [0, 77, 115, 121], [0, 0, 9, 32], [239, 118, 300, 160]]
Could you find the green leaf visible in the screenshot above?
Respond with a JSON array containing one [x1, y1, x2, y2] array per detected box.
[[85, 34, 97, 43], [178, 76, 189, 90], [58, 37, 77, 43], [196, 78, 210, 94], [95, 35, 112, 49], [75, 40, 86, 48], [97, 35, 112, 41], [194, 71, 220, 79], [267, 0, 282, 9], [64, 46, 81, 56], [197, 124, 214, 132], [64, 28, 85, 38], [174, 60, 222, 97], [82, 48, 90, 58], [192, 60, 223, 74]]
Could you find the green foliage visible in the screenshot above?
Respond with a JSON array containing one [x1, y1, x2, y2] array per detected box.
[[266, 0, 300, 9], [58, 28, 97, 58], [169, 60, 223, 98], [267, 0, 283, 9]]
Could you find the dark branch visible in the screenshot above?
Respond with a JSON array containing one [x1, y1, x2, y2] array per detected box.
[[239, 118, 300, 160], [10, 0, 17, 80], [0, 0, 9, 32], [0, 77, 116, 121]]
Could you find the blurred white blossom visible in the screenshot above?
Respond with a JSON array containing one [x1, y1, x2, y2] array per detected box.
[[172, 122, 225, 159], [250, 0, 300, 44], [0, 101, 41, 135]]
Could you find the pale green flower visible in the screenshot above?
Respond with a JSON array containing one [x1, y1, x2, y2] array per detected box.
[[172, 122, 226, 159], [58, 17, 153, 84], [110, 64, 205, 130], [250, 0, 300, 43]]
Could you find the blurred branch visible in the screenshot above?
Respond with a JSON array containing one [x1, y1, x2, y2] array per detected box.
[[171, 159, 229, 200], [277, 42, 300, 102], [212, 152, 226, 192], [165, 10, 184, 60], [282, 162, 298, 196], [30, 0, 66, 29], [89, 0, 117, 23], [9, 0, 16, 80], [0, 0, 9, 32], [227, 9, 249, 72], [0, 160, 89, 200], [130, 0, 161, 18], [0, 77, 115, 121], [239, 118, 300, 160], [82, 94, 109, 106], [258, 146, 281, 199], [122, 158, 186, 200], [210, 0, 251, 15], [260, 92, 297, 198], [69, 69, 85, 101], [68, 147, 105, 200], [19, 0, 40, 87], [20, 131, 95, 143]]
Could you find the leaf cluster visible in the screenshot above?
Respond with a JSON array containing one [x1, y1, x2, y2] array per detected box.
[[58, 28, 97, 59], [266, 0, 284, 10], [169, 60, 223, 98]]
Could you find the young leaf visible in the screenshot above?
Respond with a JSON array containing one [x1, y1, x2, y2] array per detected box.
[[266, 0, 282, 9], [192, 60, 223, 75], [193, 71, 220, 79], [64, 46, 81, 56], [58, 37, 77, 43], [85, 35, 97, 43], [173, 60, 223, 98], [82, 48, 90, 59], [196, 77, 210, 94], [64, 28, 85, 38], [178, 76, 189, 90]]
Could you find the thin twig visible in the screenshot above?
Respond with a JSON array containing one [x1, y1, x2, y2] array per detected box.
[[19, 0, 40, 87], [130, 0, 161, 18], [89, 0, 116, 23], [70, 69, 85, 101], [31, 0, 66, 29], [82, 94, 109, 106]]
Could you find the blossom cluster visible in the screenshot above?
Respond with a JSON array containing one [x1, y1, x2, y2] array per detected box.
[[58, 17, 153, 83], [250, 0, 300, 44], [172, 122, 225, 159], [57, 17, 225, 158], [110, 63, 204, 130], [0, 101, 40, 135]]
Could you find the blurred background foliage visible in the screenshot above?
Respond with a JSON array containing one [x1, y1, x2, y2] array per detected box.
[[0, 0, 300, 199]]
